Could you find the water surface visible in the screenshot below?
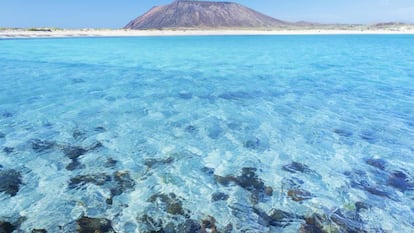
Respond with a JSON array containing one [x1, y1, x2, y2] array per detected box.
[[1, 35, 414, 232]]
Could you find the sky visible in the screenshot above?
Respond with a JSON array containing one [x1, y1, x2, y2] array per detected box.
[[1, 0, 414, 28]]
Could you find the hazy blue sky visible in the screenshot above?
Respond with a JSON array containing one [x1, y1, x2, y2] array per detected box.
[[1, 0, 414, 28]]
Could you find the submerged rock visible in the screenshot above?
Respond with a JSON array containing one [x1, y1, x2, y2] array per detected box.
[[199, 94, 216, 104], [355, 202, 371, 212], [0, 221, 16, 233], [253, 207, 302, 227], [330, 209, 367, 233], [287, 188, 313, 202], [72, 78, 85, 84], [3, 147, 14, 154], [76, 216, 116, 233], [223, 224, 233, 233], [230, 203, 269, 231], [144, 157, 174, 169], [243, 137, 269, 151], [201, 216, 217, 233], [69, 173, 111, 189], [105, 96, 117, 102], [236, 167, 265, 191], [31, 229, 47, 233], [333, 128, 353, 137], [359, 131, 377, 143], [364, 185, 391, 198], [63, 146, 87, 160], [94, 126, 106, 133], [282, 177, 305, 188], [265, 186, 274, 196], [0, 132, 5, 138], [66, 159, 83, 171], [63, 142, 103, 159], [219, 91, 251, 100], [148, 193, 186, 216], [110, 171, 135, 197], [300, 213, 328, 233], [269, 209, 301, 226], [366, 158, 387, 170], [227, 122, 242, 131], [201, 167, 214, 175], [0, 169, 23, 196], [104, 158, 118, 168], [2, 112, 13, 118], [282, 176, 307, 201], [89, 141, 104, 150], [214, 174, 236, 186], [345, 169, 396, 200], [184, 125, 198, 134], [176, 219, 201, 233], [214, 167, 273, 204], [69, 171, 135, 203], [244, 138, 261, 150], [282, 162, 313, 174], [31, 139, 56, 153], [63, 142, 104, 170], [211, 192, 229, 202], [178, 92, 193, 99], [138, 214, 164, 233], [387, 170, 414, 192], [300, 207, 370, 233], [72, 129, 86, 140], [0, 217, 25, 233]]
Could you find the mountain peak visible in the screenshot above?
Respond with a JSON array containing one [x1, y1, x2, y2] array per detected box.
[[124, 0, 288, 29]]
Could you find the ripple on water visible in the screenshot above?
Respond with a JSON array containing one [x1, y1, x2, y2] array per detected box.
[[1, 35, 414, 232]]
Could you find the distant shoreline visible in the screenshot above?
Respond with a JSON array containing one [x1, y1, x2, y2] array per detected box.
[[1, 28, 414, 38]]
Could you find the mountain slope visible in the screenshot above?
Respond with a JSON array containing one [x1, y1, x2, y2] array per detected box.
[[124, 0, 289, 29]]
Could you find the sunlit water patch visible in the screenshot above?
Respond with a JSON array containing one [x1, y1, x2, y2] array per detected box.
[[1, 35, 414, 232]]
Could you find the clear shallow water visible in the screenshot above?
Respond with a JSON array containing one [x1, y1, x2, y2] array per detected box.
[[0, 35, 414, 232]]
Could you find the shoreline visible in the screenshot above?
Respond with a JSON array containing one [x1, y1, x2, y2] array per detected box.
[[1, 28, 414, 38]]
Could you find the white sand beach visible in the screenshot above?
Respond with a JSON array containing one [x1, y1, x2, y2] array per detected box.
[[1, 27, 414, 38]]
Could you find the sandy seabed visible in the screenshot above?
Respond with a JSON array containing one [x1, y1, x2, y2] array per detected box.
[[1, 28, 414, 38]]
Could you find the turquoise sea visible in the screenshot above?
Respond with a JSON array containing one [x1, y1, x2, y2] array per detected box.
[[1, 35, 414, 232]]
